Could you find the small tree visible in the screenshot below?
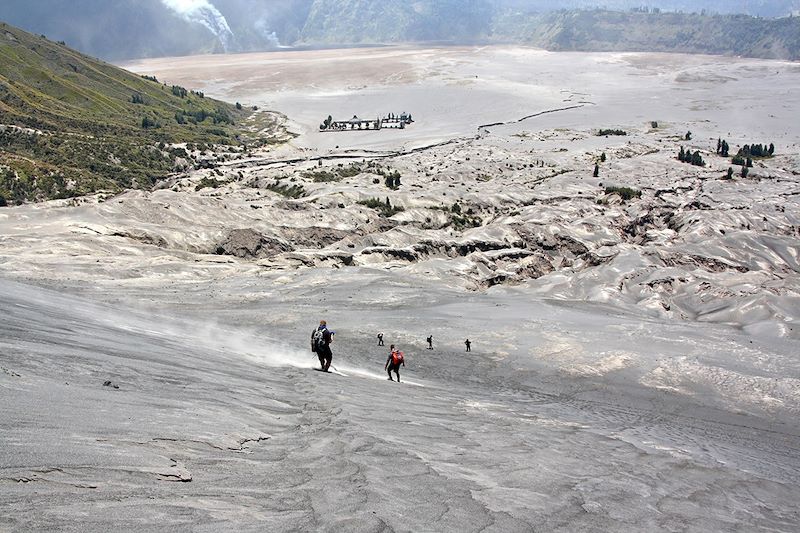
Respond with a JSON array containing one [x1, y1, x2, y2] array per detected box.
[[235, 102, 243, 110], [593, 163, 599, 177], [746, 157, 753, 168], [716, 138, 722, 154], [678, 146, 685, 162], [741, 166, 749, 178], [600, 152, 606, 162], [726, 167, 734, 180], [768, 143, 775, 155]]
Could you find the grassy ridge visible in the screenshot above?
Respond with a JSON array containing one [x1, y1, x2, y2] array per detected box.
[[0, 22, 251, 203]]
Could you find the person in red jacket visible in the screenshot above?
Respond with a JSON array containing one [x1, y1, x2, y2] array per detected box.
[[384, 344, 405, 382]]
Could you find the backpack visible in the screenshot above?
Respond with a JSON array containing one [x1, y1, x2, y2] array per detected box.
[[392, 351, 404, 365], [311, 328, 326, 353]]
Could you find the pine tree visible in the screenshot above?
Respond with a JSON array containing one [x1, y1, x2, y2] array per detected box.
[[726, 167, 734, 180], [593, 163, 599, 177], [741, 166, 749, 178], [769, 143, 775, 155], [678, 146, 685, 162], [600, 152, 606, 162], [746, 157, 753, 168], [716, 138, 722, 154]]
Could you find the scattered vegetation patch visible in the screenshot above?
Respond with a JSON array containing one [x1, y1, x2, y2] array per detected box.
[[303, 162, 366, 182], [447, 202, 482, 229], [597, 129, 627, 136], [358, 197, 405, 217], [678, 147, 705, 167], [735, 142, 774, 161], [303, 169, 342, 183], [194, 176, 232, 191], [265, 181, 306, 198], [605, 185, 642, 201]]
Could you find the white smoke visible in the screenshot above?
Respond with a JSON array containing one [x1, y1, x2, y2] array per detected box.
[[162, 0, 235, 51], [254, 17, 282, 48]]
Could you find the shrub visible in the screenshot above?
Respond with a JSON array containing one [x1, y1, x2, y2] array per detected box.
[[266, 181, 305, 198], [605, 186, 641, 201], [449, 213, 482, 229], [597, 129, 627, 136], [358, 197, 404, 217]]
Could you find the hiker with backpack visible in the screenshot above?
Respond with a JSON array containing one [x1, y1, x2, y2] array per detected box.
[[377, 332, 384, 346], [426, 335, 433, 350], [311, 320, 334, 372], [465, 339, 471, 352], [385, 344, 405, 382]]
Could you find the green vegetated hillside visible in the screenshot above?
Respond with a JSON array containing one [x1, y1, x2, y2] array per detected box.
[[493, 9, 800, 59], [0, 22, 251, 204]]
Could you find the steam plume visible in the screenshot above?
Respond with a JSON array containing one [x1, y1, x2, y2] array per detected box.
[[162, 0, 234, 51]]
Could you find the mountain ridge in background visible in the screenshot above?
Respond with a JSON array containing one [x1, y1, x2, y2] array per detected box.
[[0, 1, 799, 61]]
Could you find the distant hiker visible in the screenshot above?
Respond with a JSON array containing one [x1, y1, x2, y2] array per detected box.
[[385, 344, 405, 382], [311, 320, 334, 372], [465, 339, 471, 352], [377, 332, 384, 346], [426, 335, 433, 350]]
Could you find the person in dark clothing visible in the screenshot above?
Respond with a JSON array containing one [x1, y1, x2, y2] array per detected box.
[[465, 339, 471, 352], [426, 335, 433, 350], [377, 332, 384, 346], [385, 344, 405, 382], [311, 320, 334, 372]]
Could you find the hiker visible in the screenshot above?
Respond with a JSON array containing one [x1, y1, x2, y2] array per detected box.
[[377, 332, 384, 346], [311, 320, 334, 372], [426, 335, 433, 350], [465, 339, 471, 352], [385, 344, 405, 382]]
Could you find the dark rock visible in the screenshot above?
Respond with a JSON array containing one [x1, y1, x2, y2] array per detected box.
[[111, 230, 167, 248], [214, 228, 292, 259], [283, 226, 351, 249]]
